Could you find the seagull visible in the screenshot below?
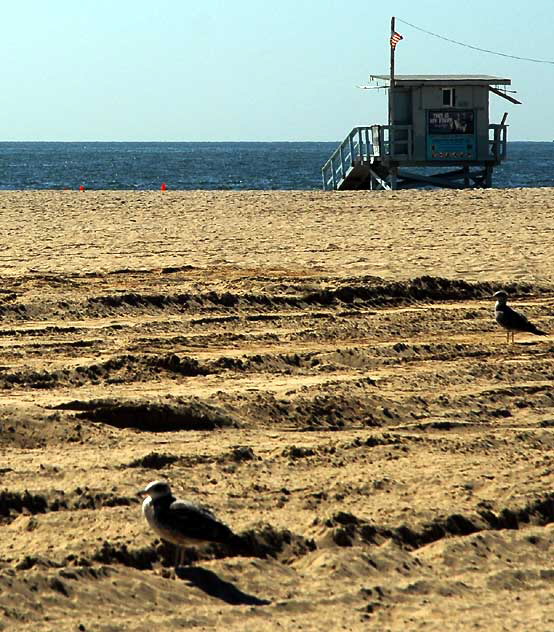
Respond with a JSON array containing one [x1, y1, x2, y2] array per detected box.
[[140, 480, 236, 567], [493, 290, 547, 343]]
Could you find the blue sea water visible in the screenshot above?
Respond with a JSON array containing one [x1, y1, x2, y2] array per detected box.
[[0, 141, 552, 190]]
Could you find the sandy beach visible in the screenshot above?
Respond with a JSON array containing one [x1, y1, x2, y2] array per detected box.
[[1, 187, 554, 631]]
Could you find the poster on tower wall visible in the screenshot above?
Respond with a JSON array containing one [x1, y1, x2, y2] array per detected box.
[[426, 110, 476, 160]]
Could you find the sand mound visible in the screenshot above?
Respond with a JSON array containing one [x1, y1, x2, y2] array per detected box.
[[53, 396, 240, 431]]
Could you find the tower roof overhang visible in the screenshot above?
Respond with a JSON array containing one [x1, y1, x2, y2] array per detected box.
[[370, 74, 511, 86]]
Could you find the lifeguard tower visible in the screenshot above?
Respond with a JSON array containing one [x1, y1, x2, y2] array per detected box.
[[322, 21, 521, 190]]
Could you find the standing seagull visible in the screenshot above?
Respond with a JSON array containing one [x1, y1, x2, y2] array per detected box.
[[140, 480, 236, 567], [493, 290, 547, 343]]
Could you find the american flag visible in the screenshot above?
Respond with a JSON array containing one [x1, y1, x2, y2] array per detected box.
[[390, 31, 403, 49]]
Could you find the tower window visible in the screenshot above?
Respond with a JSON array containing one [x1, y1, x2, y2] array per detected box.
[[442, 88, 456, 106]]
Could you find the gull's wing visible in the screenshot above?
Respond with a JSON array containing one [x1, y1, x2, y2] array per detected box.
[[166, 499, 234, 543], [504, 305, 533, 331], [498, 305, 546, 334]]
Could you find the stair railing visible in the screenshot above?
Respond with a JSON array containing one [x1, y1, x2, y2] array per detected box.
[[322, 124, 413, 189], [322, 126, 376, 190]]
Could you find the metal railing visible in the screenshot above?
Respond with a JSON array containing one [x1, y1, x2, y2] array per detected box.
[[322, 124, 413, 190], [381, 125, 414, 160], [321, 126, 374, 190], [488, 123, 508, 162]]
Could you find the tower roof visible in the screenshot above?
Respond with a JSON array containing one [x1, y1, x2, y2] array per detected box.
[[370, 74, 511, 86]]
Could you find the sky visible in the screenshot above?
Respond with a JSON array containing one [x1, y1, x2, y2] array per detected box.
[[2, 0, 553, 141]]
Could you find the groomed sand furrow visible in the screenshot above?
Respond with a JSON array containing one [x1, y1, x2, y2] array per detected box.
[[0, 488, 138, 525], [1, 274, 551, 323]]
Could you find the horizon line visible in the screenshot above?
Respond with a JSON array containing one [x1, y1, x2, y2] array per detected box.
[[0, 138, 549, 143]]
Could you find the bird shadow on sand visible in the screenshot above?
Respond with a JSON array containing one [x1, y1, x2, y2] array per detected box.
[[175, 566, 271, 606]]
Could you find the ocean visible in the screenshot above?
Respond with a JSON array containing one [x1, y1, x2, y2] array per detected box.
[[0, 141, 552, 190]]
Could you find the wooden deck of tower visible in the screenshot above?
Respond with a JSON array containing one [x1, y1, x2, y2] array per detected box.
[[322, 72, 521, 191]]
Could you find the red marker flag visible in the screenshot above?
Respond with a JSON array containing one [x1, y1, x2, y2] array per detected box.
[[390, 31, 403, 49]]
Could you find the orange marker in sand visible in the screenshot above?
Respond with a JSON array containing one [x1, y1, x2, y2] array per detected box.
[[161, 182, 167, 191], [79, 185, 85, 191]]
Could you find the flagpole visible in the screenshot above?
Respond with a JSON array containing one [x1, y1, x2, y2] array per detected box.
[[390, 16, 396, 91], [389, 16, 396, 154]]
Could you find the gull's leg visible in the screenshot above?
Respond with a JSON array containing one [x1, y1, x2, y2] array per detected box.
[[174, 545, 182, 568], [506, 330, 510, 344]]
